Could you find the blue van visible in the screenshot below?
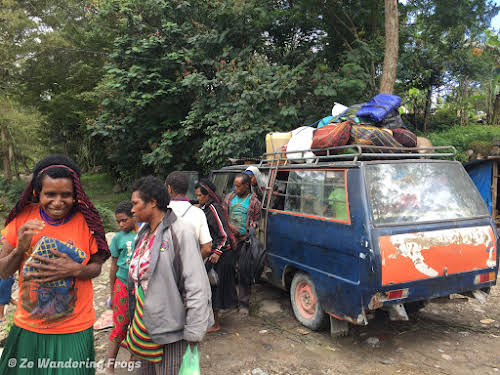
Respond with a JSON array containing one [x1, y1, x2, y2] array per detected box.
[[210, 145, 499, 336]]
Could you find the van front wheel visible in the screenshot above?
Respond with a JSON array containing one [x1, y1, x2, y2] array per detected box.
[[290, 272, 327, 330]]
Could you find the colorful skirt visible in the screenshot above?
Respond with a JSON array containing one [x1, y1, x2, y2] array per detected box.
[[0, 324, 95, 374], [137, 341, 188, 375], [124, 285, 163, 363], [109, 278, 130, 343]]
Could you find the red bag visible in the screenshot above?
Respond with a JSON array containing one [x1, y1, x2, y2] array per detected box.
[[392, 128, 417, 148], [311, 121, 352, 156]]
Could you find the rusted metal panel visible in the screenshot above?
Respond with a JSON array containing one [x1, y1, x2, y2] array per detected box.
[[379, 226, 496, 285]]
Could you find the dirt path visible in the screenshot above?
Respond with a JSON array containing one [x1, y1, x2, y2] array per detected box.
[[92, 260, 500, 375]]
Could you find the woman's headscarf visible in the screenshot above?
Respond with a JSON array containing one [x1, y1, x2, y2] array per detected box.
[[6, 161, 110, 263], [199, 181, 237, 251], [245, 166, 266, 190]]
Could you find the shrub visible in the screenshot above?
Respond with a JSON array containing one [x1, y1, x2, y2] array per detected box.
[[95, 204, 118, 233], [468, 141, 493, 156], [426, 125, 500, 162]]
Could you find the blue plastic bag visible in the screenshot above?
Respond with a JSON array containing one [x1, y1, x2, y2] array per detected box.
[[356, 94, 401, 123], [179, 345, 201, 375]]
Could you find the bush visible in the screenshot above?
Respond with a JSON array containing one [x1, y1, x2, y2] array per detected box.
[[0, 177, 28, 219], [95, 204, 118, 233], [426, 125, 500, 162], [468, 141, 493, 156]]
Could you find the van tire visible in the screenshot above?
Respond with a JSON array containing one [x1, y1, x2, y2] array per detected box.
[[290, 272, 327, 330]]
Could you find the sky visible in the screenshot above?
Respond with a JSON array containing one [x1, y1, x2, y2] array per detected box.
[[493, 0, 500, 32]]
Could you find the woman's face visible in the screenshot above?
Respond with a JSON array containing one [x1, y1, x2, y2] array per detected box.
[[131, 191, 154, 223], [39, 176, 74, 219], [195, 188, 209, 206], [249, 174, 257, 186]]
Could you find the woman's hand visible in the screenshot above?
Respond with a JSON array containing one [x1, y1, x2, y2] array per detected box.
[[24, 248, 82, 283], [17, 219, 45, 252], [208, 253, 220, 264]]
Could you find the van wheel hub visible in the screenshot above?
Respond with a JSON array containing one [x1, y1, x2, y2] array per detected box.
[[295, 281, 316, 319]]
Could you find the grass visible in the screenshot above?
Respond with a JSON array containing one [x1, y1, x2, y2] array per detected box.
[[80, 173, 130, 211], [80, 173, 131, 232]]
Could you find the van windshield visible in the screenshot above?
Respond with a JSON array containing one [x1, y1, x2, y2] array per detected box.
[[365, 162, 489, 225]]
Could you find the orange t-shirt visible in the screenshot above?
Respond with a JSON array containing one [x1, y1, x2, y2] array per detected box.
[[2, 203, 98, 334]]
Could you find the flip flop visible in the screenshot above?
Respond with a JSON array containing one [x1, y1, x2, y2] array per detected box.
[[207, 326, 221, 333]]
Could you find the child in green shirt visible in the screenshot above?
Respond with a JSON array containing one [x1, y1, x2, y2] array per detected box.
[[105, 201, 139, 374]]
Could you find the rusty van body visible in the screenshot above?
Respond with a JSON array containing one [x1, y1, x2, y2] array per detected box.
[[211, 145, 499, 335]]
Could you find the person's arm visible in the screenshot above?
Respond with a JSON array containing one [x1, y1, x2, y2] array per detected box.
[[109, 257, 118, 296], [200, 242, 212, 259], [248, 195, 262, 228], [198, 212, 212, 259], [0, 219, 45, 279], [207, 204, 229, 264], [177, 226, 212, 343]]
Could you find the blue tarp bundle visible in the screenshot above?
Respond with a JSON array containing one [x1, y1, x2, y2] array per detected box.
[[356, 94, 402, 123], [464, 160, 493, 214]]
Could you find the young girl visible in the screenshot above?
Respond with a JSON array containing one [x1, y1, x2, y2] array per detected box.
[[106, 201, 139, 374]]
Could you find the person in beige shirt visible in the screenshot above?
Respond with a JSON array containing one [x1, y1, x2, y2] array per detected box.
[[165, 171, 212, 258]]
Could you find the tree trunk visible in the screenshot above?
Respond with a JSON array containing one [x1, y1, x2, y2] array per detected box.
[[487, 79, 493, 123], [1, 126, 11, 181], [492, 92, 500, 125], [9, 143, 19, 179], [423, 85, 433, 132], [380, 0, 399, 94]]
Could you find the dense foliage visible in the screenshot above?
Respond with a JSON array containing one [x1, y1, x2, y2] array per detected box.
[[0, 0, 499, 180]]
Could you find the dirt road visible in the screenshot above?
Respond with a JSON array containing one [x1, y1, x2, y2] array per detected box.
[[92, 260, 500, 375]]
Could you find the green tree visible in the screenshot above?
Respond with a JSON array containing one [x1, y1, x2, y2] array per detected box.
[[0, 99, 43, 180], [398, 0, 498, 131], [15, 0, 113, 169]]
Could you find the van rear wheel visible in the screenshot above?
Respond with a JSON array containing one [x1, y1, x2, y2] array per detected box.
[[290, 272, 327, 330]]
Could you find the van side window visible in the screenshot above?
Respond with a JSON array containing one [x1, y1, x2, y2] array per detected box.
[[284, 170, 348, 221], [212, 173, 238, 197], [325, 171, 348, 221], [271, 171, 289, 210]]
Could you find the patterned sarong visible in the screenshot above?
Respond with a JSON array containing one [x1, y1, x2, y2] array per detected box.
[[109, 278, 130, 342]]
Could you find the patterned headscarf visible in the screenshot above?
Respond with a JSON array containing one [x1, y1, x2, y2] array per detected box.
[[199, 181, 237, 251], [5, 164, 110, 263]]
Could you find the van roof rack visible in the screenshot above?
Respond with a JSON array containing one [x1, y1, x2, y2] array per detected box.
[[258, 144, 456, 167]]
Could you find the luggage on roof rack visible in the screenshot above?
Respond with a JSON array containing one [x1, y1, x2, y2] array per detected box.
[[259, 143, 456, 167]]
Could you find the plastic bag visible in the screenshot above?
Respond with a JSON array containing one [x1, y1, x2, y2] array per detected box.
[[179, 345, 200, 375], [207, 267, 219, 287]]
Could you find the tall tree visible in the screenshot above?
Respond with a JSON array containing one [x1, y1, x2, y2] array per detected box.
[[380, 0, 399, 94]]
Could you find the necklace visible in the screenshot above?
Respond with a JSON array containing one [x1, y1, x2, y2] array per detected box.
[[147, 215, 165, 238], [39, 206, 74, 226], [136, 216, 164, 258]]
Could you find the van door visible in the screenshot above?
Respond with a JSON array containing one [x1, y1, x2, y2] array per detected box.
[[265, 167, 370, 321]]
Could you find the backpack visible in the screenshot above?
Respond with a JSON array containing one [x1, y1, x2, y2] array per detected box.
[[238, 227, 267, 285]]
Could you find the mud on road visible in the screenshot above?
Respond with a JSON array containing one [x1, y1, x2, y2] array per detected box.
[[91, 260, 500, 375]]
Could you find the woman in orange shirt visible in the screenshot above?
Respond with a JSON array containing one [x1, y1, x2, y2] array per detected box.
[[0, 154, 110, 375]]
